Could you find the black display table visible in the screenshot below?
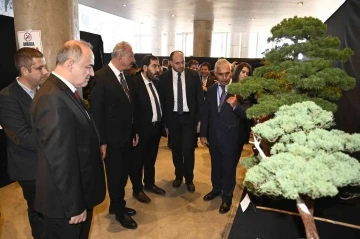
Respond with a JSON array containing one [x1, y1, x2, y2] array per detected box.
[[228, 190, 360, 239]]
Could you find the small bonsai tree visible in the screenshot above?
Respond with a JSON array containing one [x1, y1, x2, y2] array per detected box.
[[242, 101, 360, 239], [228, 16, 355, 119]]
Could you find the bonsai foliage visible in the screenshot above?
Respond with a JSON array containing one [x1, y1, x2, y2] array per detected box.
[[243, 101, 360, 200], [228, 16, 355, 119]]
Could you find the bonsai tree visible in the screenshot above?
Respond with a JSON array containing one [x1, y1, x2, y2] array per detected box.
[[242, 101, 360, 239], [228, 16, 355, 119]]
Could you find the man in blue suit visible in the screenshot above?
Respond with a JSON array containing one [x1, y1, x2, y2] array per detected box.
[[200, 59, 251, 214]]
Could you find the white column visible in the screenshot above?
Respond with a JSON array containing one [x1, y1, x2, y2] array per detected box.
[[240, 32, 249, 58]]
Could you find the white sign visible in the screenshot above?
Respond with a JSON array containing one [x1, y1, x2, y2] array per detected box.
[[17, 30, 43, 53], [240, 193, 251, 212]]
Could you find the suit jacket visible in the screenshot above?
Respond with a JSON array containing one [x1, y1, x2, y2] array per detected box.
[[202, 75, 216, 97], [90, 65, 135, 146], [30, 74, 106, 218], [133, 73, 161, 136], [0, 81, 37, 181], [158, 68, 204, 128], [200, 83, 250, 153]]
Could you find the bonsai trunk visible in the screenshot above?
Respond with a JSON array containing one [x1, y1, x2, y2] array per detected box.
[[296, 195, 319, 239]]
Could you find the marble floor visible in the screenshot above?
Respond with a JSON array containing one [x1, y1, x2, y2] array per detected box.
[[0, 138, 252, 239]]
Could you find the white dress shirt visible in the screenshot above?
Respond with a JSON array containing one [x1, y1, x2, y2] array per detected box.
[[108, 61, 123, 83], [172, 69, 189, 112], [141, 73, 162, 122], [52, 71, 76, 93], [52, 71, 90, 118]]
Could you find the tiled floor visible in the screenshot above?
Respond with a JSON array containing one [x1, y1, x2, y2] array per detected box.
[[0, 138, 252, 239]]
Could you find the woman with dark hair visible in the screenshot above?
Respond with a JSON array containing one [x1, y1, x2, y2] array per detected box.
[[232, 62, 252, 83], [232, 62, 254, 145]]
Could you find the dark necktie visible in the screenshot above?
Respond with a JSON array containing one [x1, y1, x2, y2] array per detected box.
[[74, 90, 81, 102], [119, 73, 131, 102], [148, 82, 161, 122], [177, 72, 183, 115], [218, 85, 226, 112]]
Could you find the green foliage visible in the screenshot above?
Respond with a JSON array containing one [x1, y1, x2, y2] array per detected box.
[[227, 16, 355, 118], [244, 102, 360, 200]]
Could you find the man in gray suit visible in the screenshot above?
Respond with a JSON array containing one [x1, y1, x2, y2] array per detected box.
[[0, 47, 48, 239]]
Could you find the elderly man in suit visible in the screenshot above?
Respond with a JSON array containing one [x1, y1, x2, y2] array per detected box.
[[90, 41, 139, 229], [158, 50, 204, 193], [200, 59, 251, 214], [0, 47, 48, 239], [129, 55, 166, 204], [30, 40, 106, 238]]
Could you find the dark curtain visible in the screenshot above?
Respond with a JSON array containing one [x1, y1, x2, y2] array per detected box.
[[0, 15, 16, 187], [0, 15, 17, 91], [80, 31, 104, 100], [325, 0, 360, 159]]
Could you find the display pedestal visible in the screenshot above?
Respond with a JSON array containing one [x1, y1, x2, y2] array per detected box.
[[228, 189, 360, 239]]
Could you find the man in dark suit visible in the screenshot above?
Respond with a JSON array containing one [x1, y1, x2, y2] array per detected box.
[[0, 47, 48, 239], [129, 55, 166, 204], [30, 40, 106, 238], [158, 50, 203, 192], [200, 59, 250, 214], [200, 62, 216, 97], [90, 41, 139, 229]]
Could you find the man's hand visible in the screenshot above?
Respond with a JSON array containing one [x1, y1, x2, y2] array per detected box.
[[133, 134, 139, 147], [197, 122, 201, 133], [165, 128, 169, 136], [69, 209, 87, 224], [200, 137, 208, 147], [226, 94, 239, 108], [100, 144, 107, 160]]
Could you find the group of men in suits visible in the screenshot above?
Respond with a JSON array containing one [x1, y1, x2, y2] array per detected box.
[[0, 39, 251, 238], [0, 41, 107, 238]]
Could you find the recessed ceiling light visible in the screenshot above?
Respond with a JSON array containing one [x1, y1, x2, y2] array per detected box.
[[297, 2, 303, 5], [123, 4, 127, 7], [251, 18, 255, 20], [171, 14, 176, 17]]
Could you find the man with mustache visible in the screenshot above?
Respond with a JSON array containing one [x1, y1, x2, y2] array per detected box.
[[130, 55, 166, 204], [200, 59, 251, 214], [90, 41, 139, 229]]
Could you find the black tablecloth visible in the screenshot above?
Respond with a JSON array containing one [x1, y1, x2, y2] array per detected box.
[[228, 190, 360, 239]]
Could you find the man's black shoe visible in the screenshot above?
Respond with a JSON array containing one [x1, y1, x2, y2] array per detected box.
[[109, 206, 137, 216], [219, 201, 232, 214], [115, 213, 138, 229], [145, 185, 166, 195], [186, 182, 195, 193], [203, 191, 221, 201], [133, 191, 151, 204], [173, 178, 182, 188]]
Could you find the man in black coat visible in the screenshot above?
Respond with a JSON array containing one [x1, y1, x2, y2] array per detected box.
[[129, 55, 166, 204], [200, 59, 251, 214], [30, 40, 106, 238], [90, 41, 139, 229], [0, 47, 48, 239], [158, 50, 204, 192]]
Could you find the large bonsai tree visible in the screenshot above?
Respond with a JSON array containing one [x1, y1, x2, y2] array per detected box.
[[228, 16, 355, 119], [242, 101, 360, 239]]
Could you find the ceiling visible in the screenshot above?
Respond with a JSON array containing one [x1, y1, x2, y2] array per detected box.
[[79, 0, 345, 33]]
